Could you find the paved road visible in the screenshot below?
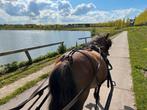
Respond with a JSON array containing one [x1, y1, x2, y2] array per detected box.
[[84, 31, 136, 110], [0, 31, 136, 110]]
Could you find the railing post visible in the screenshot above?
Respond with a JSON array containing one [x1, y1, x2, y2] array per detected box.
[[76, 42, 78, 48], [25, 50, 32, 64], [85, 38, 87, 44]]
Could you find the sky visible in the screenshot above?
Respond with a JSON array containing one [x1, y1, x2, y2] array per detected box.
[[0, 0, 146, 24]]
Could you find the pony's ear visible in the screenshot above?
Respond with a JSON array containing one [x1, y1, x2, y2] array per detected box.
[[105, 33, 109, 39]]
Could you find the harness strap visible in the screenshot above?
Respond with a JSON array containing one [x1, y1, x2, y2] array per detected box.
[[104, 69, 114, 110], [106, 58, 113, 88], [91, 44, 115, 110], [104, 58, 116, 110], [10, 78, 48, 110], [62, 74, 97, 110], [62, 49, 100, 110], [10, 48, 115, 110], [35, 91, 50, 110], [63, 49, 115, 110]]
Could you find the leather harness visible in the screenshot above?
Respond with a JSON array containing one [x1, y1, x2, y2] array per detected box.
[[10, 45, 115, 110], [61, 45, 115, 110]]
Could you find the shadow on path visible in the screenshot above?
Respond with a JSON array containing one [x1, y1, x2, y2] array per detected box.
[[85, 102, 104, 110]]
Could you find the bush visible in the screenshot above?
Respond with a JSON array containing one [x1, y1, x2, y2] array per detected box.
[[3, 62, 18, 73], [57, 43, 66, 54], [0, 51, 59, 75], [91, 28, 96, 36], [17, 61, 29, 68], [33, 52, 58, 63], [46, 52, 58, 58]]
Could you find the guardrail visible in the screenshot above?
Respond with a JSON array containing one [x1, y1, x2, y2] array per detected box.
[[78, 37, 91, 44], [0, 41, 64, 64]]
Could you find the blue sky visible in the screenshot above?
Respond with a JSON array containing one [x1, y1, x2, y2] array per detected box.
[[71, 0, 147, 10], [0, 0, 146, 24]]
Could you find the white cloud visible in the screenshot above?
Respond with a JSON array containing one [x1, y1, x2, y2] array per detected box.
[[0, 9, 9, 24], [86, 8, 142, 23], [0, 8, 30, 24], [0, 1, 27, 16], [72, 3, 96, 15], [58, 0, 72, 16], [0, 0, 143, 24], [40, 9, 58, 24], [58, 8, 142, 24], [111, 8, 142, 19]]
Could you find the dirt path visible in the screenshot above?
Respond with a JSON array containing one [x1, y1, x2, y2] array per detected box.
[[0, 31, 136, 110], [84, 31, 136, 110], [0, 63, 54, 99]]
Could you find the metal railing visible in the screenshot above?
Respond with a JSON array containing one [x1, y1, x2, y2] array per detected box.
[[0, 41, 64, 64], [0, 36, 91, 65], [78, 37, 91, 44]]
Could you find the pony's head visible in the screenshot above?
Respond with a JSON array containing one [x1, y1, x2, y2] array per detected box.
[[90, 33, 112, 56]]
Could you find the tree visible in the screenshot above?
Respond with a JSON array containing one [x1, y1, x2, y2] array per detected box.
[[135, 9, 147, 26]]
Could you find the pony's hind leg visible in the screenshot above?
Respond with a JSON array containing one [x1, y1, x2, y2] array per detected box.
[[72, 89, 90, 110], [94, 85, 101, 108]]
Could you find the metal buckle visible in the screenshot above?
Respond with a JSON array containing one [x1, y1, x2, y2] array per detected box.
[[112, 81, 116, 86]]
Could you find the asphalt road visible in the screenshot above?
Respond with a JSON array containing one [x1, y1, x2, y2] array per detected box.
[[0, 31, 136, 110]]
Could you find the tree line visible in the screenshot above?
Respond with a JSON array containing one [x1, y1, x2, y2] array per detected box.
[[0, 19, 130, 30], [90, 19, 130, 28], [135, 9, 147, 26]]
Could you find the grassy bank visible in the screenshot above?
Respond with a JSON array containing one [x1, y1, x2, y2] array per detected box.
[[128, 26, 147, 110], [0, 55, 59, 89], [0, 52, 58, 75]]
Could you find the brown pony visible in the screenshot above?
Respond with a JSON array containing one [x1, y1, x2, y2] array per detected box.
[[49, 34, 112, 110]]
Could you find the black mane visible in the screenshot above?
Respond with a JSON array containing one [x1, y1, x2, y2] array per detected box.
[[88, 33, 112, 56]]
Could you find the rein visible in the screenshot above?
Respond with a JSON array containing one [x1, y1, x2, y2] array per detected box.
[[10, 78, 49, 110], [91, 45, 116, 110]]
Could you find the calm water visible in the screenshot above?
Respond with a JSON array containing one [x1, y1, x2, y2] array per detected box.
[[0, 30, 91, 65]]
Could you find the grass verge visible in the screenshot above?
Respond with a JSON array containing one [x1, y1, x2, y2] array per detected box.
[[128, 26, 147, 110], [0, 55, 60, 89], [0, 72, 49, 105]]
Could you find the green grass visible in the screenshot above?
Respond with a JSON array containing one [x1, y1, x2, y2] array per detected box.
[[0, 73, 49, 105], [128, 26, 147, 110], [0, 55, 60, 89]]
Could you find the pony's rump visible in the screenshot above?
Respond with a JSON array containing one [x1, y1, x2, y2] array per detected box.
[[49, 60, 78, 110]]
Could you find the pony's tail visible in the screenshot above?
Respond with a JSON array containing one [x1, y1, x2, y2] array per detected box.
[[49, 61, 78, 110]]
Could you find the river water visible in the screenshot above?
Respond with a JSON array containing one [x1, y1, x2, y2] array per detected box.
[[0, 30, 91, 65]]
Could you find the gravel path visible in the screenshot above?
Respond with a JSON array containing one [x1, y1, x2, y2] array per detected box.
[[0, 63, 54, 99]]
